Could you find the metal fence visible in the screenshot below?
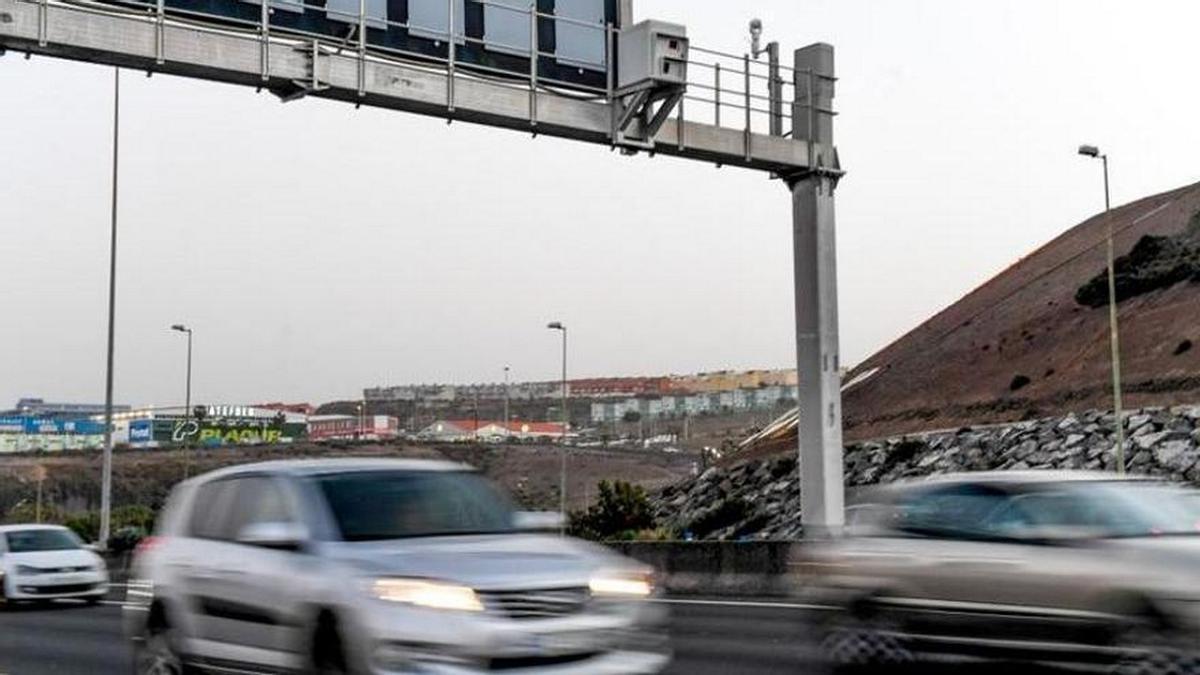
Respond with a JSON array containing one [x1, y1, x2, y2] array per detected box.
[[25, 0, 827, 143]]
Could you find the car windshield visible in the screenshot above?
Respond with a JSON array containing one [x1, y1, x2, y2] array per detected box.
[[5, 528, 82, 552], [995, 482, 1200, 539], [316, 470, 517, 541]]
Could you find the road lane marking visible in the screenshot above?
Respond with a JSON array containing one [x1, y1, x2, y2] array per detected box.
[[652, 598, 832, 610]]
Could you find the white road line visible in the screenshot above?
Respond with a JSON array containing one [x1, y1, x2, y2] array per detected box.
[[652, 598, 832, 610]]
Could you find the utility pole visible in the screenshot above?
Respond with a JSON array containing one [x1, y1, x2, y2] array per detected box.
[[99, 67, 120, 550], [790, 44, 844, 538]]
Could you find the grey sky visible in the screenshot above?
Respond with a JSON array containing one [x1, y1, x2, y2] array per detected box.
[[2, 0, 1198, 408]]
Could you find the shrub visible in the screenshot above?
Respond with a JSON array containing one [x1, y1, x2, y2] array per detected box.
[[568, 480, 656, 541]]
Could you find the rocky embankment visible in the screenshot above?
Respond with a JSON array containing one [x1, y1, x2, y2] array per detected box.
[[653, 406, 1200, 540]]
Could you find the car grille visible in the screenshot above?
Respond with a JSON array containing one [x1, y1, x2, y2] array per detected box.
[[479, 587, 589, 620], [488, 653, 598, 670], [40, 566, 94, 574], [25, 583, 98, 595]]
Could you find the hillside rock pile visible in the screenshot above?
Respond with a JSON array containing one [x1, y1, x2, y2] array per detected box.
[[1076, 211, 1200, 307], [652, 405, 1200, 540]]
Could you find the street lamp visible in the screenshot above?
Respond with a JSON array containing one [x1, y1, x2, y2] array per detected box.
[[170, 325, 193, 418], [1078, 144, 1125, 475], [98, 67, 121, 551], [546, 321, 568, 531], [503, 366, 511, 441], [356, 401, 365, 440], [171, 324, 194, 479]]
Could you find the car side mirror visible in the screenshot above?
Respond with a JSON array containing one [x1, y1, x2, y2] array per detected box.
[[236, 522, 309, 551], [513, 511, 564, 532]]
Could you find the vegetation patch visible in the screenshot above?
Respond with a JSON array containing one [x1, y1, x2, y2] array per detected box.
[[1076, 213, 1200, 308]]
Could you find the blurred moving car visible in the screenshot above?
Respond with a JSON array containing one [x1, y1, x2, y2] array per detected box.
[[798, 471, 1200, 673], [124, 459, 669, 674], [0, 524, 109, 605]]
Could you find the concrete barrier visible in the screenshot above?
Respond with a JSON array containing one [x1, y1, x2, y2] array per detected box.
[[106, 542, 797, 597], [608, 541, 795, 597]]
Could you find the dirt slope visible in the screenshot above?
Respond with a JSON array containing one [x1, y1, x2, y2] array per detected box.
[[843, 180, 1200, 441]]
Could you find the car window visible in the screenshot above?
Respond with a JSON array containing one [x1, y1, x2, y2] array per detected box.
[[898, 483, 1009, 539], [187, 478, 241, 540], [4, 528, 82, 552], [315, 470, 516, 541], [985, 483, 1200, 540], [225, 476, 296, 542]]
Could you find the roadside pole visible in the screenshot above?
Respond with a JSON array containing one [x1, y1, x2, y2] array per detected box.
[[99, 67, 120, 550], [790, 44, 844, 538]]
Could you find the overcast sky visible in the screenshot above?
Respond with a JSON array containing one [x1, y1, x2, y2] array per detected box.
[[2, 0, 1198, 408]]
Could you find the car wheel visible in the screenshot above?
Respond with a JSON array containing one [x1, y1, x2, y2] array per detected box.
[[1111, 618, 1200, 675], [819, 608, 913, 671], [311, 615, 349, 675], [133, 616, 188, 675]]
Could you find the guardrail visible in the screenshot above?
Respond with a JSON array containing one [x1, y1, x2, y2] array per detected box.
[[610, 540, 796, 597]]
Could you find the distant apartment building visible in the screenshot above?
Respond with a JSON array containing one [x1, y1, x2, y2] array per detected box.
[[254, 402, 316, 416], [417, 419, 566, 442], [590, 385, 798, 424], [567, 377, 672, 398], [365, 382, 558, 403], [308, 414, 399, 441], [365, 377, 665, 404], [667, 369, 797, 394], [366, 369, 799, 410], [4, 397, 130, 419]]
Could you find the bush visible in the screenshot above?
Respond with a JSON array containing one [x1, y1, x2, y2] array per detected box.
[[64, 505, 156, 545], [1, 501, 65, 525], [568, 480, 656, 541]]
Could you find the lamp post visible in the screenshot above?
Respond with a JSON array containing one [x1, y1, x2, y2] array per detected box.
[[356, 401, 365, 440], [503, 366, 511, 441], [546, 322, 567, 531], [1078, 144, 1125, 475], [171, 324, 193, 478], [98, 67, 120, 551]]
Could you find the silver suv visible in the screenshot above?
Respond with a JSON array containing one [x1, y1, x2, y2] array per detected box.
[[124, 459, 669, 674]]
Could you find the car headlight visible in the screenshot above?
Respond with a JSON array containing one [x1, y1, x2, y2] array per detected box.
[[371, 579, 483, 612], [589, 571, 654, 598], [15, 565, 44, 576]]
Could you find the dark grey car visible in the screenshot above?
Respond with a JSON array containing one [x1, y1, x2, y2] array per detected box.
[[797, 471, 1200, 673]]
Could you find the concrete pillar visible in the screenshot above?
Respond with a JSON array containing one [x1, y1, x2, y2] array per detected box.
[[790, 43, 844, 537]]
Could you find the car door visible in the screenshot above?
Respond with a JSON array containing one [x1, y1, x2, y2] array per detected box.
[[169, 477, 244, 651], [201, 474, 312, 669], [977, 489, 1127, 643], [880, 483, 1036, 640]]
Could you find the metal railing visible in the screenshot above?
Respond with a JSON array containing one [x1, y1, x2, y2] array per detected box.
[[28, 0, 826, 144]]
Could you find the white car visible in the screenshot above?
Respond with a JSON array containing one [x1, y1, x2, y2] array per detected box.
[[0, 524, 109, 604], [125, 459, 670, 674]]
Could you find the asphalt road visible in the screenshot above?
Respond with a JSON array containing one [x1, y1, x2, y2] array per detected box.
[[0, 595, 819, 675]]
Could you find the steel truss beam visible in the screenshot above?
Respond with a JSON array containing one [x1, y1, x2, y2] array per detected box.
[[0, 0, 812, 174]]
